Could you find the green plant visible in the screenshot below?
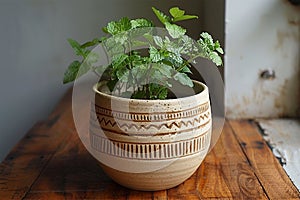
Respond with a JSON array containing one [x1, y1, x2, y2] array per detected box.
[[63, 6, 223, 100]]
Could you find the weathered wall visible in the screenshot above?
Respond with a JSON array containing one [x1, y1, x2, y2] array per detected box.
[[225, 0, 300, 118]]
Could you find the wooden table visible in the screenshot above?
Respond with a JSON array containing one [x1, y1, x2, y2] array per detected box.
[[0, 89, 299, 199]]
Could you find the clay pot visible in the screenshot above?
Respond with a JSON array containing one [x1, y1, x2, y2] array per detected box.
[[89, 80, 211, 191]]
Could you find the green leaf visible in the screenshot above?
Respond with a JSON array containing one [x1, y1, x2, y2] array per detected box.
[[169, 7, 198, 22], [149, 46, 164, 62], [130, 18, 153, 28], [116, 66, 129, 80], [132, 90, 147, 99], [131, 40, 148, 48], [200, 32, 214, 45], [173, 15, 198, 22], [107, 79, 118, 92], [130, 64, 148, 86], [105, 17, 132, 35], [214, 41, 224, 54], [216, 47, 224, 54], [112, 54, 128, 67], [157, 87, 168, 99], [153, 64, 173, 78], [165, 22, 186, 39], [153, 36, 163, 48], [63, 61, 81, 84], [152, 7, 171, 24], [81, 37, 106, 48], [169, 7, 185, 18], [209, 52, 223, 66], [173, 72, 193, 87], [104, 37, 125, 56], [67, 38, 89, 57], [143, 32, 154, 44], [149, 83, 168, 100], [179, 66, 192, 73], [151, 70, 166, 83], [197, 32, 223, 66], [168, 52, 183, 64]]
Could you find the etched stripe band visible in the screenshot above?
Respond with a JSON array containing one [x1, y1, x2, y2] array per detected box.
[[90, 130, 210, 160], [91, 102, 210, 122]]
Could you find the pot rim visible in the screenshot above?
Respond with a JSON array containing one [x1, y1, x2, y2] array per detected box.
[[93, 79, 208, 103]]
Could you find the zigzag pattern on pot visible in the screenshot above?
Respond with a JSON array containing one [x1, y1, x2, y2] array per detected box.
[[92, 112, 210, 131], [90, 131, 210, 160], [92, 102, 209, 122]]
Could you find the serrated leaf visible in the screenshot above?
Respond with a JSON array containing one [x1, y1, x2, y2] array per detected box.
[[209, 52, 223, 66], [165, 22, 186, 39], [168, 52, 183, 64], [130, 18, 153, 28], [151, 70, 165, 82], [152, 7, 171, 24], [105, 17, 131, 35], [169, 7, 185, 18], [173, 72, 193, 87], [112, 54, 128, 68], [153, 36, 163, 48], [173, 15, 198, 22], [180, 66, 192, 73], [153, 64, 173, 78], [149, 83, 168, 100], [149, 46, 164, 62], [63, 61, 81, 84], [143, 32, 154, 44], [197, 32, 223, 66], [67, 38, 89, 57], [215, 41, 224, 54], [200, 32, 214, 45], [104, 37, 125, 56], [103, 22, 120, 35], [216, 47, 224, 54], [158, 88, 168, 99], [116, 66, 129, 80], [130, 64, 148, 86]]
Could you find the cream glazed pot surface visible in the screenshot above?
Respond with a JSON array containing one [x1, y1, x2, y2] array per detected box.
[[89, 80, 212, 191]]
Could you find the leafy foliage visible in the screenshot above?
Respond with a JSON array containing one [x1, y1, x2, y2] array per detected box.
[[151, 7, 171, 24], [169, 7, 198, 22], [165, 22, 186, 39], [63, 61, 81, 84], [198, 32, 224, 66], [63, 6, 224, 100]]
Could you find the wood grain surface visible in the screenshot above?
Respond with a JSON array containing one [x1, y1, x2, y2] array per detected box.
[[0, 89, 299, 199]]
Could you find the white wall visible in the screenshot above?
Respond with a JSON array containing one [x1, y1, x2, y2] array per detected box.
[[225, 0, 300, 118], [0, 0, 213, 161]]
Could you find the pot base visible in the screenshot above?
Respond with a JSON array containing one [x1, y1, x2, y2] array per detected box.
[[99, 152, 207, 191]]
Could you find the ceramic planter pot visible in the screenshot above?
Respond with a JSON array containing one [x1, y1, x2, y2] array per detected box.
[[89, 80, 211, 191]]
